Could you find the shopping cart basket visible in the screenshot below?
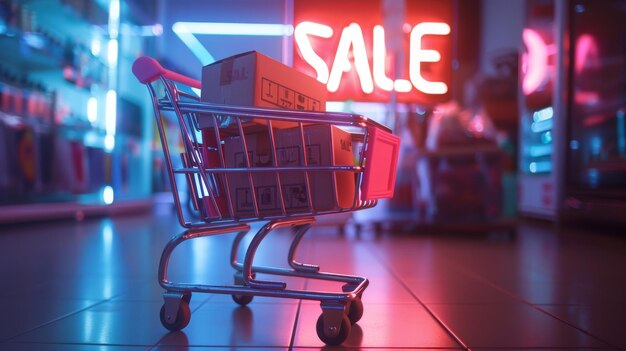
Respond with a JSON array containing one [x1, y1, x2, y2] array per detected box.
[[132, 56, 400, 345]]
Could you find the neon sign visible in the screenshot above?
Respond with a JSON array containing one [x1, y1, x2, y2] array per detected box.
[[293, 0, 452, 103]]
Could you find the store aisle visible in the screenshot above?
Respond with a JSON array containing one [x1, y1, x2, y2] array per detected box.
[[1, 211, 625, 350]]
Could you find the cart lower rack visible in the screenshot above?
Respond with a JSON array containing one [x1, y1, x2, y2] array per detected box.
[[132, 56, 400, 345]]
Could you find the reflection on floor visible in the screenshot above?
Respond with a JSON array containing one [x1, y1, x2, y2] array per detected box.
[[0, 210, 625, 350]]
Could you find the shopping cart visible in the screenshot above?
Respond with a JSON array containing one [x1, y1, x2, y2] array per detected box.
[[132, 56, 400, 345]]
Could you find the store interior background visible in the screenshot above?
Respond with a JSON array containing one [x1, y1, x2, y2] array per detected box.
[[0, 0, 532, 225], [1, 0, 626, 349]]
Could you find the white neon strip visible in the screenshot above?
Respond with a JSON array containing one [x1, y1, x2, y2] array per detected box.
[[372, 25, 394, 91], [103, 185, 114, 205], [532, 107, 554, 122], [87, 97, 98, 124], [174, 22, 293, 36], [108, 0, 120, 39], [108, 39, 118, 67], [394, 79, 412, 92], [531, 118, 553, 133], [328, 23, 374, 94], [409, 22, 450, 95], [104, 134, 115, 152], [294, 21, 333, 83], [91, 38, 101, 56]]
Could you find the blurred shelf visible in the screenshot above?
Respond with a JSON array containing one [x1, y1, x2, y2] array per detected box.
[[0, 198, 152, 224], [0, 32, 61, 71], [416, 144, 503, 158]]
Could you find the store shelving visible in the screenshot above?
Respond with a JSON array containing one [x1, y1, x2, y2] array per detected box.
[[0, 0, 155, 223]]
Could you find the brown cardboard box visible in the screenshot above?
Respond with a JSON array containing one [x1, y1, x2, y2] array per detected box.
[[201, 51, 325, 111], [222, 124, 356, 217], [275, 124, 356, 212], [223, 131, 281, 218], [199, 51, 326, 131], [198, 134, 230, 219]]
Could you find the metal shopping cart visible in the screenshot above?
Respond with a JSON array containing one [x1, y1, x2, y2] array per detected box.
[[132, 56, 400, 345]]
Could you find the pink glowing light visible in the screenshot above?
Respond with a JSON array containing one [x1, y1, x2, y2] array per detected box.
[[575, 34, 599, 74], [522, 28, 548, 95]]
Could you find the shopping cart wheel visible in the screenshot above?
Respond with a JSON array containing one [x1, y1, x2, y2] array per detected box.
[[231, 294, 254, 306], [232, 272, 256, 305], [182, 291, 192, 304], [347, 298, 364, 324], [316, 313, 351, 345], [159, 300, 191, 332]]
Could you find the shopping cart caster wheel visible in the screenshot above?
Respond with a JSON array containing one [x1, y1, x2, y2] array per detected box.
[[347, 298, 364, 324], [182, 291, 192, 304], [316, 313, 351, 345], [231, 294, 254, 306], [159, 300, 191, 332]]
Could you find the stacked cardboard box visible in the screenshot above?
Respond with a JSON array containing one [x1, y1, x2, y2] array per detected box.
[[219, 124, 356, 218], [199, 51, 355, 218]]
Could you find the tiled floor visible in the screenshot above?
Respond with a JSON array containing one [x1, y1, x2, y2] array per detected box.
[[1, 208, 625, 350]]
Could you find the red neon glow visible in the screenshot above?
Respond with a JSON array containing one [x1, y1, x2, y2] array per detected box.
[[294, 21, 333, 83], [575, 34, 599, 74], [522, 28, 548, 95], [327, 23, 375, 93], [372, 25, 394, 91], [294, 21, 450, 95], [293, 0, 452, 103], [409, 22, 450, 95], [573, 34, 600, 106]]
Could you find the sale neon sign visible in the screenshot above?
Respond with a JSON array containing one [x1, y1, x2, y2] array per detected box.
[[293, 0, 453, 103], [295, 21, 450, 95]]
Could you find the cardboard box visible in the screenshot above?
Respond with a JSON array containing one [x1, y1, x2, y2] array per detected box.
[[199, 51, 326, 130], [223, 131, 281, 218], [197, 135, 230, 219], [201, 51, 325, 111], [275, 124, 356, 211], [221, 124, 357, 217]]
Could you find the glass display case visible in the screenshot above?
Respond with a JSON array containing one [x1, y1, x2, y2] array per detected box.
[[518, 0, 626, 223], [563, 0, 626, 223], [517, 0, 568, 219]]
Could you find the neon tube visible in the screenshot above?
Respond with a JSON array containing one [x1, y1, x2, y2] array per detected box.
[[294, 21, 333, 83], [409, 22, 450, 95], [327, 23, 374, 94]]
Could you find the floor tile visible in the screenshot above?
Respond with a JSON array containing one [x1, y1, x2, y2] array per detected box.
[[403, 275, 520, 304], [301, 274, 417, 304], [0, 298, 99, 342], [292, 303, 461, 348], [155, 348, 290, 351], [11, 300, 176, 346], [427, 303, 609, 348], [11, 277, 151, 301], [156, 302, 298, 347], [292, 349, 463, 351], [2, 211, 626, 350], [495, 280, 608, 306], [2, 343, 148, 351], [541, 304, 626, 349]]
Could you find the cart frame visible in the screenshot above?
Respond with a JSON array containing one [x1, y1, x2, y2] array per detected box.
[[132, 56, 400, 345]]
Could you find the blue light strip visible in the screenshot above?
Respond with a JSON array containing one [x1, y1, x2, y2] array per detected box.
[[172, 22, 294, 65], [617, 110, 625, 156], [174, 22, 293, 36], [172, 24, 215, 65]]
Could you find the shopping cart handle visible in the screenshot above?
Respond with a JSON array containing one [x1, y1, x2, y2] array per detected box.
[[132, 56, 202, 89]]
